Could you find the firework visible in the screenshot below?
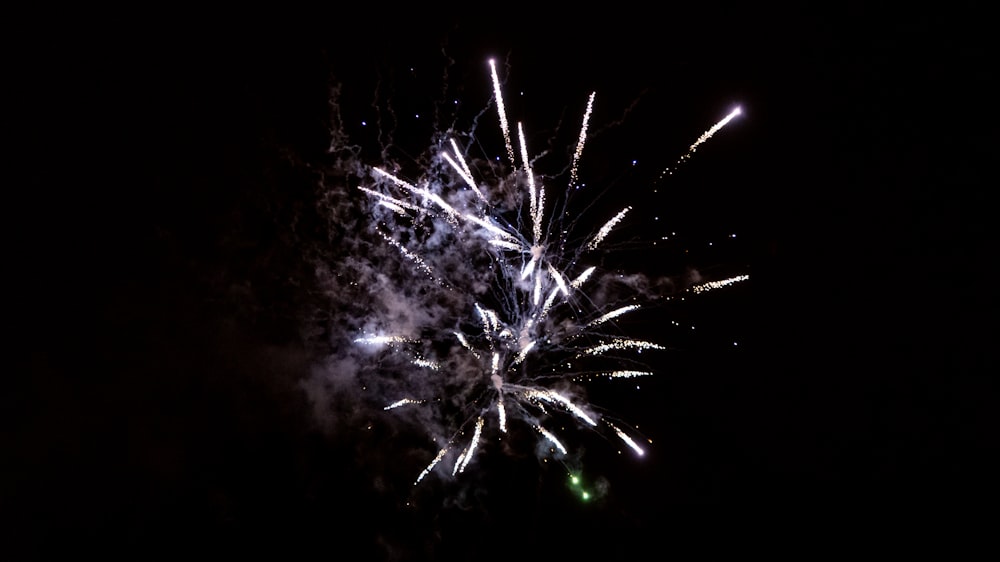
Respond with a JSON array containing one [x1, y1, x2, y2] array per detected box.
[[330, 59, 743, 487]]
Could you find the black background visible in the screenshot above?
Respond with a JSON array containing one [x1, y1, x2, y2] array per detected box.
[[6, 7, 995, 559]]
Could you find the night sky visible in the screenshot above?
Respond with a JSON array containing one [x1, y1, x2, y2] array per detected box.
[[7, 8, 995, 559]]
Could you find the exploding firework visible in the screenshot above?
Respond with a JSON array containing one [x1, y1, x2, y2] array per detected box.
[[310, 58, 744, 491]]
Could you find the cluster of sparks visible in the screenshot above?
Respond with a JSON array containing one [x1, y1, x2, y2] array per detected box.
[[351, 59, 743, 487], [689, 274, 751, 295]]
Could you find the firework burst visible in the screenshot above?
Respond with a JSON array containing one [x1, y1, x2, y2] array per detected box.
[[314, 58, 744, 490]]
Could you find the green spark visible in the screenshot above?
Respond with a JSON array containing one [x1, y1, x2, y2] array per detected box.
[[569, 473, 592, 502]]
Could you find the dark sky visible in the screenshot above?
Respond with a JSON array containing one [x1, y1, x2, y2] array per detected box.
[[7, 8, 995, 559]]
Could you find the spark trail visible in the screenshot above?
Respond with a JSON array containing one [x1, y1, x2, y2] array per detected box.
[[337, 59, 743, 488], [689, 274, 750, 294], [659, 106, 742, 178]]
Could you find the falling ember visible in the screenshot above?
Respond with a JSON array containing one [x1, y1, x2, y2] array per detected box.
[[455, 417, 485, 474], [571, 266, 596, 288], [412, 358, 440, 370], [357, 185, 422, 213], [588, 305, 641, 328], [455, 332, 480, 359], [660, 106, 742, 178], [574, 370, 654, 381], [607, 422, 645, 456], [524, 389, 598, 427], [489, 58, 516, 166], [384, 398, 426, 411], [588, 207, 632, 251], [414, 447, 449, 485], [517, 122, 544, 245], [377, 231, 438, 281], [536, 425, 568, 455], [689, 274, 750, 294], [687, 107, 741, 153], [569, 92, 596, 189], [688, 106, 742, 154], [512, 340, 536, 365], [497, 394, 507, 433], [354, 335, 413, 346], [580, 339, 666, 357]]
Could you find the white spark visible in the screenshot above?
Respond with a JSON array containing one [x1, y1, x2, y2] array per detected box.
[[454, 332, 480, 359], [662, 106, 742, 177], [497, 395, 507, 433], [517, 122, 543, 245], [533, 270, 542, 306], [376, 200, 409, 215], [581, 339, 666, 356], [588, 304, 641, 328], [378, 231, 437, 280], [512, 340, 536, 365], [373, 167, 461, 218], [569, 92, 596, 189], [571, 266, 597, 288], [384, 398, 425, 410], [442, 150, 485, 201], [685, 106, 742, 158], [357, 185, 422, 213], [489, 59, 516, 165], [354, 335, 411, 345], [607, 422, 645, 456], [535, 425, 568, 455], [690, 274, 750, 294], [539, 286, 561, 319], [463, 213, 519, 241], [456, 417, 484, 474], [475, 304, 501, 333], [588, 206, 631, 251], [520, 255, 537, 280], [413, 358, 439, 370], [489, 239, 523, 251], [447, 138, 484, 203], [603, 370, 654, 379], [415, 447, 449, 485], [525, 389, 597, 427], [547, 263, 570, 296]]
